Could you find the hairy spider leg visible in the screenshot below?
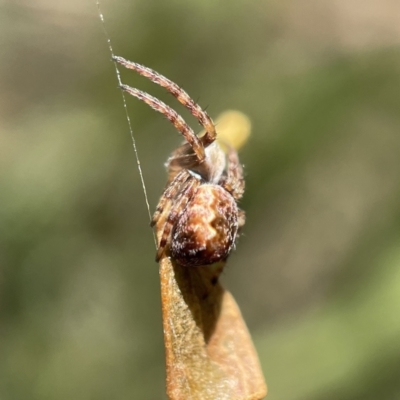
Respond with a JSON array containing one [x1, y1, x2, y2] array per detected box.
[[150, 169, 191, 227], [114, 56, 217, 146], [220, 147, 245, 201], [120, 84, 206, 162], [156, 176, 201, 262], [238, 209, 246, 228]]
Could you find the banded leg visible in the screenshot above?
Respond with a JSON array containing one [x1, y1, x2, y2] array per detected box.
[[120, 84, 206, 162], [151, 169, 191, 227], [156, 176, 201, 262], [220, 147, 245, 201], [114, 56, 217, 145]]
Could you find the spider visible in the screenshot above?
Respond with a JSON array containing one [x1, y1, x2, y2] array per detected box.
[[114, 56, 245, 267]]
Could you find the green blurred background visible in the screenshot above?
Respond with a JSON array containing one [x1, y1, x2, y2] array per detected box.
[[2, 0, 400, 399]]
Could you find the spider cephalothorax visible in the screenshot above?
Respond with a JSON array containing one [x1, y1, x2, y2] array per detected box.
[[115, 56, 245, 267]]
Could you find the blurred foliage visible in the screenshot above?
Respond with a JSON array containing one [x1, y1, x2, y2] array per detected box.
[[1, 0, 400, 399]]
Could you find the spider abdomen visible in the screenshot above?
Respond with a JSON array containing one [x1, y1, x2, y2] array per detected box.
[[170, 184, 238, 267]]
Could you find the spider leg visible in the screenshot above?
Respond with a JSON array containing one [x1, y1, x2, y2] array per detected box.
[[114, 56, 217, 146], [220, 147, 245, 201], [156, 176, 201, 262], [120, 84, 205, 162], [150, 169, 191, 227], [238, 209, 246, 228]]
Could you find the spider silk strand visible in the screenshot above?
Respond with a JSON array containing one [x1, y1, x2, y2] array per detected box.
[[96, 0, 157, 248]]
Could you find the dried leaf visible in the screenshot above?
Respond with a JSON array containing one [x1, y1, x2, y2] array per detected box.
[[159, 256, 267, 400]]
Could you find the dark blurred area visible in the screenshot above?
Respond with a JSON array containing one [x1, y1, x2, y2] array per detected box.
[[1, 0, 400, 399]]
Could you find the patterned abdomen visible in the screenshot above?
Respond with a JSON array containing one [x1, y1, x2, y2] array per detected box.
[[170, 184, 238, 267]]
